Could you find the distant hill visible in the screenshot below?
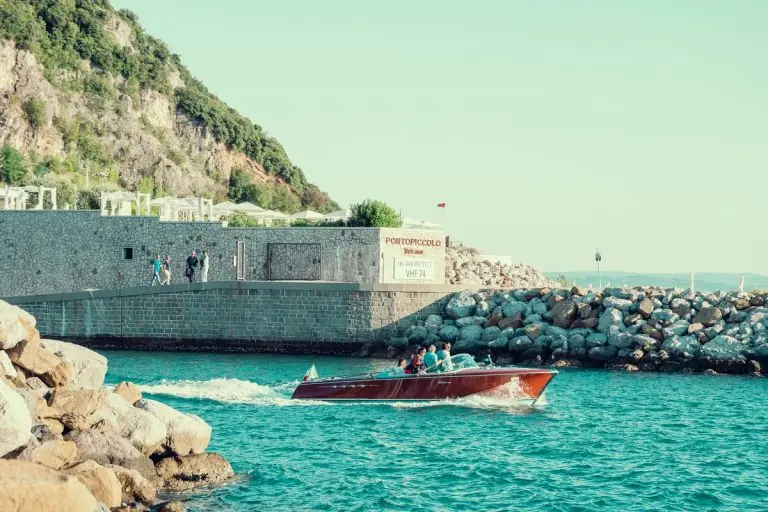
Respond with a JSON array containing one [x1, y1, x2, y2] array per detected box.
[[0, 0, 337, 212], [547, 271, 768, 293]]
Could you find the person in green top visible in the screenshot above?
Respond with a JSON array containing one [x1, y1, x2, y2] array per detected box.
[[422, 345, 439, 368]]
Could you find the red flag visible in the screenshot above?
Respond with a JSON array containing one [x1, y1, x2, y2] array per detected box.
[[437, 202, 446, 208]]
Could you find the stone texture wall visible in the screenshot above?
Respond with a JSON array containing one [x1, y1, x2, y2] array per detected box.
[[8, 282, 458, 354], [0, 211, 446, 297]]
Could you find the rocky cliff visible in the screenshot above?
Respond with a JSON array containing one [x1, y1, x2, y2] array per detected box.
[[0, 1, 335, 211]]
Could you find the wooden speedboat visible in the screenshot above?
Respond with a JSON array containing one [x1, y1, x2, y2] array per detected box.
[[291, 354, 557, 404]]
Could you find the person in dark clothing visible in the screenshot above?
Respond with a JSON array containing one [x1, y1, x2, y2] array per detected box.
[[186, 251, 199, 283]]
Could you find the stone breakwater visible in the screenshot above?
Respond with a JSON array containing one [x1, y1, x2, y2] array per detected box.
[[385, 286, 768, 375], [445, 246, 555, 288], [0, 300, 233, 512]]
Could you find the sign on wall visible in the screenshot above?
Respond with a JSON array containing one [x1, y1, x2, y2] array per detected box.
[[393, 258, 435, 281]]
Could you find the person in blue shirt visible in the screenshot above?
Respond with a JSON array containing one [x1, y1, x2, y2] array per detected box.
[[422, 345, 439, 369], [150, 255, 162, 286]]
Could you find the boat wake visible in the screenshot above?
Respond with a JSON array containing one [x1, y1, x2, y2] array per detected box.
[[136, 377, 548, 412], [136, 378, 325, 407]]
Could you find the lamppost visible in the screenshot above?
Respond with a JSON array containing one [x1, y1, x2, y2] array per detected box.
[[595, 249, 602, 289]]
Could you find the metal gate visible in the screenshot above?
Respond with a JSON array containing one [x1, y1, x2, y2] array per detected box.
[[267, 243, 321, 280], [236, 241, 245, 281]]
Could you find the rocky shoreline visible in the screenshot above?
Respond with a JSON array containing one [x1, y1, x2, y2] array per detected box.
[[0, 301, 233, 512], [385, 286, 768, 375]]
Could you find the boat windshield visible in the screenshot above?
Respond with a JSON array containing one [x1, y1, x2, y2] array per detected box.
[[426, 353, 478, 373]]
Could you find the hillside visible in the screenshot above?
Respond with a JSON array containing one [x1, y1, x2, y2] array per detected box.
[[0, 0, 337, 212]]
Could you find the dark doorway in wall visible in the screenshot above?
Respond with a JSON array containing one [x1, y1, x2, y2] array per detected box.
[[123, 247, 134, 260]]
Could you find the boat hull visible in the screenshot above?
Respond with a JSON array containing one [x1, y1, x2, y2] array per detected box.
[[291, 367, 557, 402]]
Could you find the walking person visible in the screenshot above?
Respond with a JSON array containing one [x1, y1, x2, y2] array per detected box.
[[200, 250, 210, 282], [161, 256, 172, 285], [185, 250, 199, 283], [150, 255, 162, 286]]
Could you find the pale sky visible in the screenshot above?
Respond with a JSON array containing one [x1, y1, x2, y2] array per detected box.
[[113, 0, 767, 274]]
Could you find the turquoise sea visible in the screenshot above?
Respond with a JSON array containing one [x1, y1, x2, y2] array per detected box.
[[103, 351, 768, 512]]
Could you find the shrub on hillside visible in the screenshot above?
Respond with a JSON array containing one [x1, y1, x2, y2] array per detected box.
[[23, 99, 45, 131], [348, 199, 402, 228], [0, 145, 27, 185]]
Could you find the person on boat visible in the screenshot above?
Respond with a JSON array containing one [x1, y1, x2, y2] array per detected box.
[[437, 342, 451, 363], [374, 359, 407, 378], [411, 347, 426, 374], [435, 342, 453, 371], [423, 345, 439, 368]]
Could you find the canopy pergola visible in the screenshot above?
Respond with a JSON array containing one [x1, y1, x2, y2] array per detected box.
[[101, 191, 149, 216]]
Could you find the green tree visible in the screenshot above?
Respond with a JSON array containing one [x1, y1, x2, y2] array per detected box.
[[270, 184, 301, 213], [23, 99, 45, 131], [226, 211, 260, 227], [137, 176, 155, 194], [348, 199, 402, 228], [0, 145, 27, 185], [227, 169, 251, 202]]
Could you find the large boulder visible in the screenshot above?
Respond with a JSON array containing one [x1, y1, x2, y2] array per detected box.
[[498, 313, 524, 330], [0, 351, 16, 377], [0, 380, 32, 457], [155, 453, 234, 491], [115, 382, 143, 405], [550, 301, 577, 328], [663, 320, 691, 339], [41, 340, 107, 389], [6, 339, 72, 387], [438, 325, 459, 342], [699, 335, 746, 363], [597, 308, 623, 333], [0, 459, 101, 512], [108, 464, 157, 505], [65, 430, 156, 482], [93, 394, 167, 455], [18, 440, 77, 470], [135, 399, 211, 456], [458, 324, 484, 342], [603, 297, 633, 312], [638, 298, 655, 319], [607, 332, 634, 349], [0, 301, 37, 350], [586, 333, 608, 348], [445, 291, 477, 319], [670, 299, 692, 317], [693, 305, 723, 327], [63, 460, 122, 509], [508, 336, 533, 354], [589, 346, 618, 361], [501, 301, 527, 318], [46, 388, 109, 431], [661, 336, 701, 360]]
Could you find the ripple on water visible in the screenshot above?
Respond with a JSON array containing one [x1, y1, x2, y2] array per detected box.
[[101, 352, 768, 512]]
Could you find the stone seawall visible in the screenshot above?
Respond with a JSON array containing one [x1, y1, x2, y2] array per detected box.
[[385, 286, 768, 375], [6, 282, 455, 355]]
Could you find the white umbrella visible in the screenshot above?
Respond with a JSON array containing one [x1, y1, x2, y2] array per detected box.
[[288, 210, 325, 220], [231, 202, 267, 213], [324, 209, 349, 221]]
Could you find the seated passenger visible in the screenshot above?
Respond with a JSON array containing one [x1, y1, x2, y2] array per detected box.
[[436, 342, 452, 365], [422, 345, 439, 368], [411, 347, 427, 374], [374, 359, 407, 378]]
